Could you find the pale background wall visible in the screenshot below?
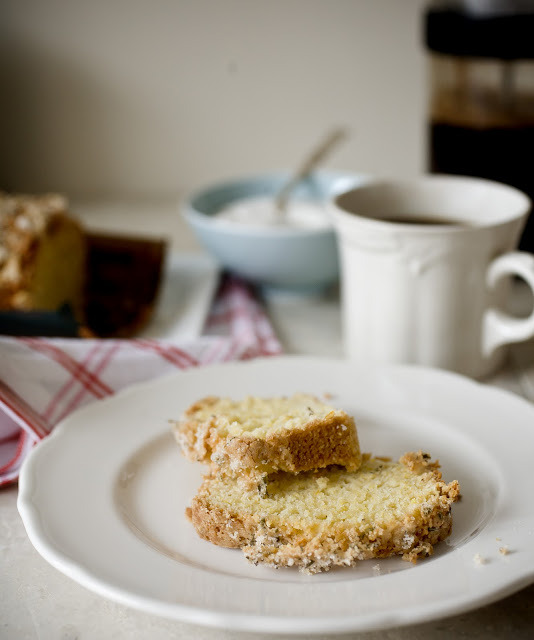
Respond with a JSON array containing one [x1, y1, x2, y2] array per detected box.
[[0, 0, 429, 201]]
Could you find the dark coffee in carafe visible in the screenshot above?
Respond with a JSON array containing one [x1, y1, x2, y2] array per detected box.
[[424, 4, 534, 250]]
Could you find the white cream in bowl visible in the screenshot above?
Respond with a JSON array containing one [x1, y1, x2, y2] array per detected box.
[[214, 196, 331, 230]]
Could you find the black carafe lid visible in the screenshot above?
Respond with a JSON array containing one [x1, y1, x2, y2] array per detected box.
[[425, 4, 534, 59]]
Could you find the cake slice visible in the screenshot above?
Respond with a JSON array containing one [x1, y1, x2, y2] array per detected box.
[[172, 393, 362, 489], [188, 451, 460, 573]]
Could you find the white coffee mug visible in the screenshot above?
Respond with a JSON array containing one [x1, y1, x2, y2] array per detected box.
[[331, 175, 534, 378]]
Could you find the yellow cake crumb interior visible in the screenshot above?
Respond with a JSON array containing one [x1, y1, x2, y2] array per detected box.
[[30, 219, 86, 315], [192, 393, 346, 439], [205, 458, 442, 528]]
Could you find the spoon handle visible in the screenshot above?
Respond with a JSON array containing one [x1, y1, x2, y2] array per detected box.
[[275, 127, 348, 212]]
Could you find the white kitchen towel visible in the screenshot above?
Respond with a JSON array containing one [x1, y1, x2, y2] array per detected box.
[[0, 275, 283, 486]]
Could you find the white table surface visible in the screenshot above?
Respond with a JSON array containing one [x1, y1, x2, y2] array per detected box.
[[2, 200, 534, 640]]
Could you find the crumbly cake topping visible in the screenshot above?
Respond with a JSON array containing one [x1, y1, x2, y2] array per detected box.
[[182, 393, 344, 439], [0, 192, 70, 302]]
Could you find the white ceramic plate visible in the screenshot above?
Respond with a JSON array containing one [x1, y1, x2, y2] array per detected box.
[[17, 357, 534, 635], [139, 252, 218, 340]]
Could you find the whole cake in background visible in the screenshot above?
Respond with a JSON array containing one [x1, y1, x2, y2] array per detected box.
[[0, 192, 87, 320], [0, 191, 167, 338]]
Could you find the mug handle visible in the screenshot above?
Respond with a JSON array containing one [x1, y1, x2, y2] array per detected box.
[[483, 251, 534, 356]]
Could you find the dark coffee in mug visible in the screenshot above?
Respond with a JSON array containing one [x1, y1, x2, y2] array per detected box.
[[379, 213, 466, 226]]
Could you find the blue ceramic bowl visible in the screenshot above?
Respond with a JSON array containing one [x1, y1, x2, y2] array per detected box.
[[183, 170, 368, 293]]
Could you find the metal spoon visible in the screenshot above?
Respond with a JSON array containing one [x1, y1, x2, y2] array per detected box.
[[275, 127, 349, 216]]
